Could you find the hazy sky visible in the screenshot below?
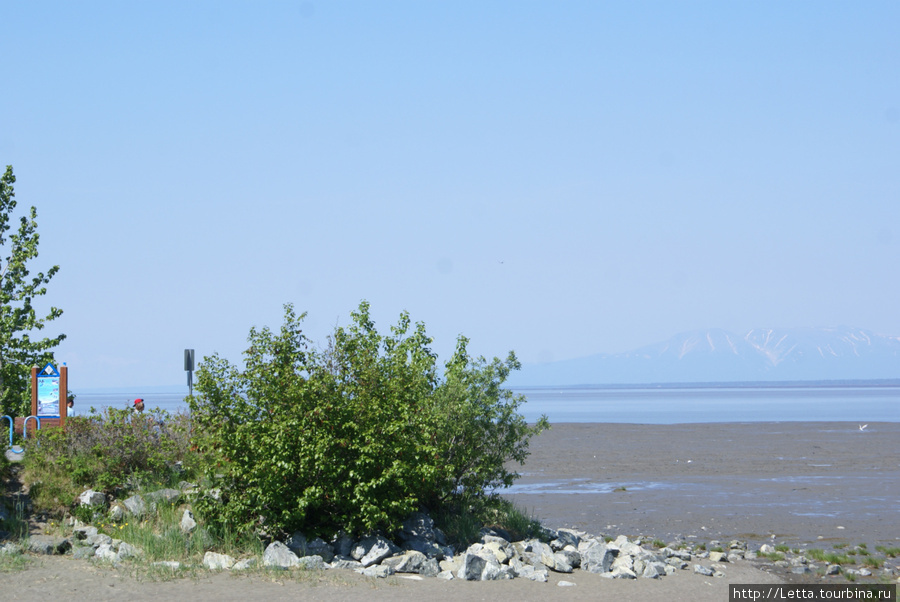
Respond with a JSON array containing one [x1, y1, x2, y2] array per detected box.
[[2, 1, 898, 390]]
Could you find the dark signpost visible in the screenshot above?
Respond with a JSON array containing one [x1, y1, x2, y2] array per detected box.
[[185, 349, 195, 396]]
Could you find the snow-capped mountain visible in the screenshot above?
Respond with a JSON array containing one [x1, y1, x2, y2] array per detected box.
[[509, 326, 900, 386]]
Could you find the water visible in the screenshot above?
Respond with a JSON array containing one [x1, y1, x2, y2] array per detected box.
[[68, 390, 191, 416], [512, 385, 900, 423], [70, 384, 899, 423]]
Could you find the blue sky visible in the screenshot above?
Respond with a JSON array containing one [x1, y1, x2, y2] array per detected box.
[[2, 1, 898, 390]]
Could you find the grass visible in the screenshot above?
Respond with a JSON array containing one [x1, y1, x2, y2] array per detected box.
[[875, 546, 900, 558], [0, 498, 30, 540], [93, 501, 263, 564], [431, 494, 544, 547], [806, 549, 855, 565], [0, 552, 31, 572], [758, 551, 785, 562], [861, 556, 883, 569], [774, 544, 790, 553]]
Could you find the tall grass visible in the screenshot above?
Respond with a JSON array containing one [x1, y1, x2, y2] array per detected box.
[[97, 501, 262, 563]]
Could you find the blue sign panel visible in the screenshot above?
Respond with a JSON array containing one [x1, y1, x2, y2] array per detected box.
[[37, 363, 61, 417]]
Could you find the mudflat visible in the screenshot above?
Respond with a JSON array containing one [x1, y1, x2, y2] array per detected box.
[[503, 422, 900, 549]]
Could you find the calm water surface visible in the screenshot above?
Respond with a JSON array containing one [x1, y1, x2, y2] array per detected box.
[[515, 385, 899, 423], [72, 385, 899, 424]]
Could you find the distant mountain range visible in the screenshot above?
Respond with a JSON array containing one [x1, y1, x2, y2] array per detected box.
[[508, 327, 900, 386]]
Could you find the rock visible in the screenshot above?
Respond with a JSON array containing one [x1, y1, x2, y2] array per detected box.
[[153, 561, 182, 570], [792, 566, 812, 575], [263, 541, 300, 569], [642, 561, 667, 579], [709, 551, 728, 562], [662, 547, 692, 561], [122, 495, 147, 517], [73, 525, 98, 540], [286, 532, 308, 556], [0, 543, 23, 556], [436, 570, 454, 580], [180, 509, 197, 533], [457, 552, 488, 581], [558, 580, 577, 587], [355, 535, 396, 568], [420, 557, 441, 577], [233, 558, 257, 570], [402, 536, 446, 559], [296, 555, 326, 570], [382, 550, 428, 573], [306, 537, 334, 562], [556, 548, 581, 569], [666, 557, 688, 570], [87, 533, 112, 547], [552, 530, 581, 550], [357, 564, 395, 578], [95, 543, 118, 562], [331, 532, 353, 557], [27, 535, 71, 555], [602, 566, 637, 579], [145, 488, 181, 508], [330, 558, 364, 570], [582, 542, 618, 573], [401, 512, 436, 542], [483, 540, 511, 564], [108, 503, 127, 522], [510, 557, 549, 582], [71, 545, 96, 559], [77, 489, 106, 507], [116, 541, 142, 560], [204, 551, 236, 570], [825, 564, 841, 575], [694, 564, 715, 576], [759, 544, 776, 555]]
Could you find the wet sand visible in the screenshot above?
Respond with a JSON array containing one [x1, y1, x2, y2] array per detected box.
[[503, 422, 900, 548]]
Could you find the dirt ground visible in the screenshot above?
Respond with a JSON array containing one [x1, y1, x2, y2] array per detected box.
[[0, 555, 782, 602]]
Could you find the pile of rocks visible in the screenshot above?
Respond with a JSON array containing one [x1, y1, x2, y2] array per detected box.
[[183, 512, 724, 582], [2, 486, 737, 582]]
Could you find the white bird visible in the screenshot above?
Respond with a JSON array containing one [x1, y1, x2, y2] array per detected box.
[[859, 424, 868, 431]]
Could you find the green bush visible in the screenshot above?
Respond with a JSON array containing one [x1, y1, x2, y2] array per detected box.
[[188, 301, 548, 539], [23, 407, 195, 511]]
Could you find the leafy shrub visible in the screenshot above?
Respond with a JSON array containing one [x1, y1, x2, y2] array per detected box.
[[23, 407, 195, 511], [188, 301, 548, 539]]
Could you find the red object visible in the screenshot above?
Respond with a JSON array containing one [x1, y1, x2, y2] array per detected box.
[[134, 398, 144, 406]]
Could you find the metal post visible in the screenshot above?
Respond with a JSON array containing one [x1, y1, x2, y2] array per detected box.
[[184, 349, 195, 397]]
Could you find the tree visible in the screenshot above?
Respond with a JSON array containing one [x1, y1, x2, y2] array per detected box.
[[0, 166, 65, 417], [188, 302, 549, 538]]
